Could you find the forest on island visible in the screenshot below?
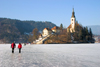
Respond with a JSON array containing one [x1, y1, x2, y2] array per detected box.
[[43, 23, 95, 44]]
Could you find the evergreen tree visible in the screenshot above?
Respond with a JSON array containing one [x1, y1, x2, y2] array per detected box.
[[78, 28, 83, 42], [88, 28, 94, 42], [86, 27, 89, 35], [60, 23, 63, 30], [89, 28, 93, 39]]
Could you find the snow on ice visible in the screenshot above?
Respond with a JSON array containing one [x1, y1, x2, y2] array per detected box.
[[0, 43, 100, 67]]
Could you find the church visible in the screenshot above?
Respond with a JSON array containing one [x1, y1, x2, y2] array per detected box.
[[67, 8, 78, 33]]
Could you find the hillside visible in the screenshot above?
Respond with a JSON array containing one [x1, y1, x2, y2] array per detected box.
[[0, 18, 56, 34], [87, 25, 100, 35], [0, 18, 56, 43]]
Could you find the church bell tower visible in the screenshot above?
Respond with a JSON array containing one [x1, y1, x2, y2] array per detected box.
[[71, 8, 76, 32]]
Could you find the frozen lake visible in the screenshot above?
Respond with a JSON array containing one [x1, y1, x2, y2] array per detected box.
[[0, 43, 100, 67]]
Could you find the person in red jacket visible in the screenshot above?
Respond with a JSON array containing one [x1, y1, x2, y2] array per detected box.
[[18, 43, 22, 53], [11, 42, 16, 53]]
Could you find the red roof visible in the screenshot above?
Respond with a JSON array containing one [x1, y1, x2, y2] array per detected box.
[[51, 26, 60, 30], [67, 24, 71, 28], [67, 23, 81, 28], [44, 28, 52, 31]]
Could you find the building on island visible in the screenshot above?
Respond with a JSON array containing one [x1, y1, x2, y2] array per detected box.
[[51, 26, 61, 33], [42, 28, 52, 37], [34, 8, 82, 44]]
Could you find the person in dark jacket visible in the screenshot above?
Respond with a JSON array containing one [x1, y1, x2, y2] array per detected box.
[[18, 43, 22, 53], [11, 42, 16, 53]]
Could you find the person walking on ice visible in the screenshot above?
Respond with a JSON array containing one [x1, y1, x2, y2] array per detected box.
[[18, 43, 22, 53], [11, 42, 16, 53]]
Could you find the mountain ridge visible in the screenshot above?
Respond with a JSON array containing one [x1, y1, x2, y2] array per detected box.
[[0, 18, 56, 34], [87, 25, 100, 35]]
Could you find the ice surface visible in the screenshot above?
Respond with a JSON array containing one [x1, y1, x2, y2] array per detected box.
[[0, 43, 100, 67]]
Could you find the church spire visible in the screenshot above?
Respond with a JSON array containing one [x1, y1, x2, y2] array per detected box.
[[73, 8, 74, 12], [71, 8, 75, 18]]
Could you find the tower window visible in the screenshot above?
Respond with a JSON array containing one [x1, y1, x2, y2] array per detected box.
[[72, 19, 73, 21]]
